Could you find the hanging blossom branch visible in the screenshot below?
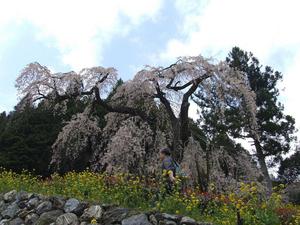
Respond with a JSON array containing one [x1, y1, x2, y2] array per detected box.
[[16, 62, 153, 123], [16, 56, 258, 163], [50, 107, 102, 171]]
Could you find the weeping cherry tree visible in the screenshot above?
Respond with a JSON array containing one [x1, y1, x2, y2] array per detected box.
[[15, 56, 257, 167]]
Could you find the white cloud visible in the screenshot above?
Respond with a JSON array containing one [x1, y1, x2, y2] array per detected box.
[[0, 0, 163, 70], [161, 0, 300, 60], [282, 51, 300, 128], [159, 0, 300, 137]]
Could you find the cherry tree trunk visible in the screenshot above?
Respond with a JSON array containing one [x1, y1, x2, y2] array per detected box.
[[171, 119, 191, 163], [171, 121, 183, 162], [169, 97, 192, 162]]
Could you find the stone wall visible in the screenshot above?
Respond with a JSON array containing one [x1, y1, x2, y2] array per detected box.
[[0, 190, 211, 225]]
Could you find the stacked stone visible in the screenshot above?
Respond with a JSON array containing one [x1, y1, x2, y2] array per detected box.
[[0, 190, 211, 225]]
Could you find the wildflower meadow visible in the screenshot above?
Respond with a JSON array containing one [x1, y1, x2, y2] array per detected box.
[[0, 168, 299, 225]]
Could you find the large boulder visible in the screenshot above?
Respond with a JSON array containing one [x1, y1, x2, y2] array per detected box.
[[16, 201, 27, 210], [17, 208, 31, 219], [36, 201, 53, 215], [121, 214, 152, 225], [0, 219, 9, 225], [50, 196, 66, 210], [15, 191, 29, 202], [3, 191, 17, 203], [8, 217, 24, 225], [101, 207, 129, 224], [56, 213, 79, 225], [180, 216, 197, 225], [26, 197, 40, 209], [159, 213, 180, 222], [80, 205, 102, 221], [0, 201, 7, 213], [148, 214, 158, 225], [35, 210, 63, 225], [64, 198, 80, 213], [1, 203, 20, 219], [25, 213, 39, 224], [72, 202, 89, 216]]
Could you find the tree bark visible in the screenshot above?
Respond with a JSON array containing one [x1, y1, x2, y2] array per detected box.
[[154, 83, 186, 162], [92, 87, 155, 125], [171, 120, 183, 162], [206, 144, 211, 187], [253, 137, 273, 194]]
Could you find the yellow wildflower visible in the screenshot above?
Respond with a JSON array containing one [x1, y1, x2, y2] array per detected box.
[[91, 218, 97, 224]]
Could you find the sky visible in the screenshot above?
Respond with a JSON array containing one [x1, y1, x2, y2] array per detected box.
[[0, 0, 300, 140]]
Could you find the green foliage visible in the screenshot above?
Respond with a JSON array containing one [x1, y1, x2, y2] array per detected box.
[[194, 47, 297, 182], [0, 104, 62, 175], [279, 150, 300, 184], [226, 47, 297, 164], [189, 119, 207, 150], [106, 78, 124, 101], [0, 112, 7, 134]]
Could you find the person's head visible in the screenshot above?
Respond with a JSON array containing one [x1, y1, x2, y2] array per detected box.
[[159, 147, 171, 160]]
